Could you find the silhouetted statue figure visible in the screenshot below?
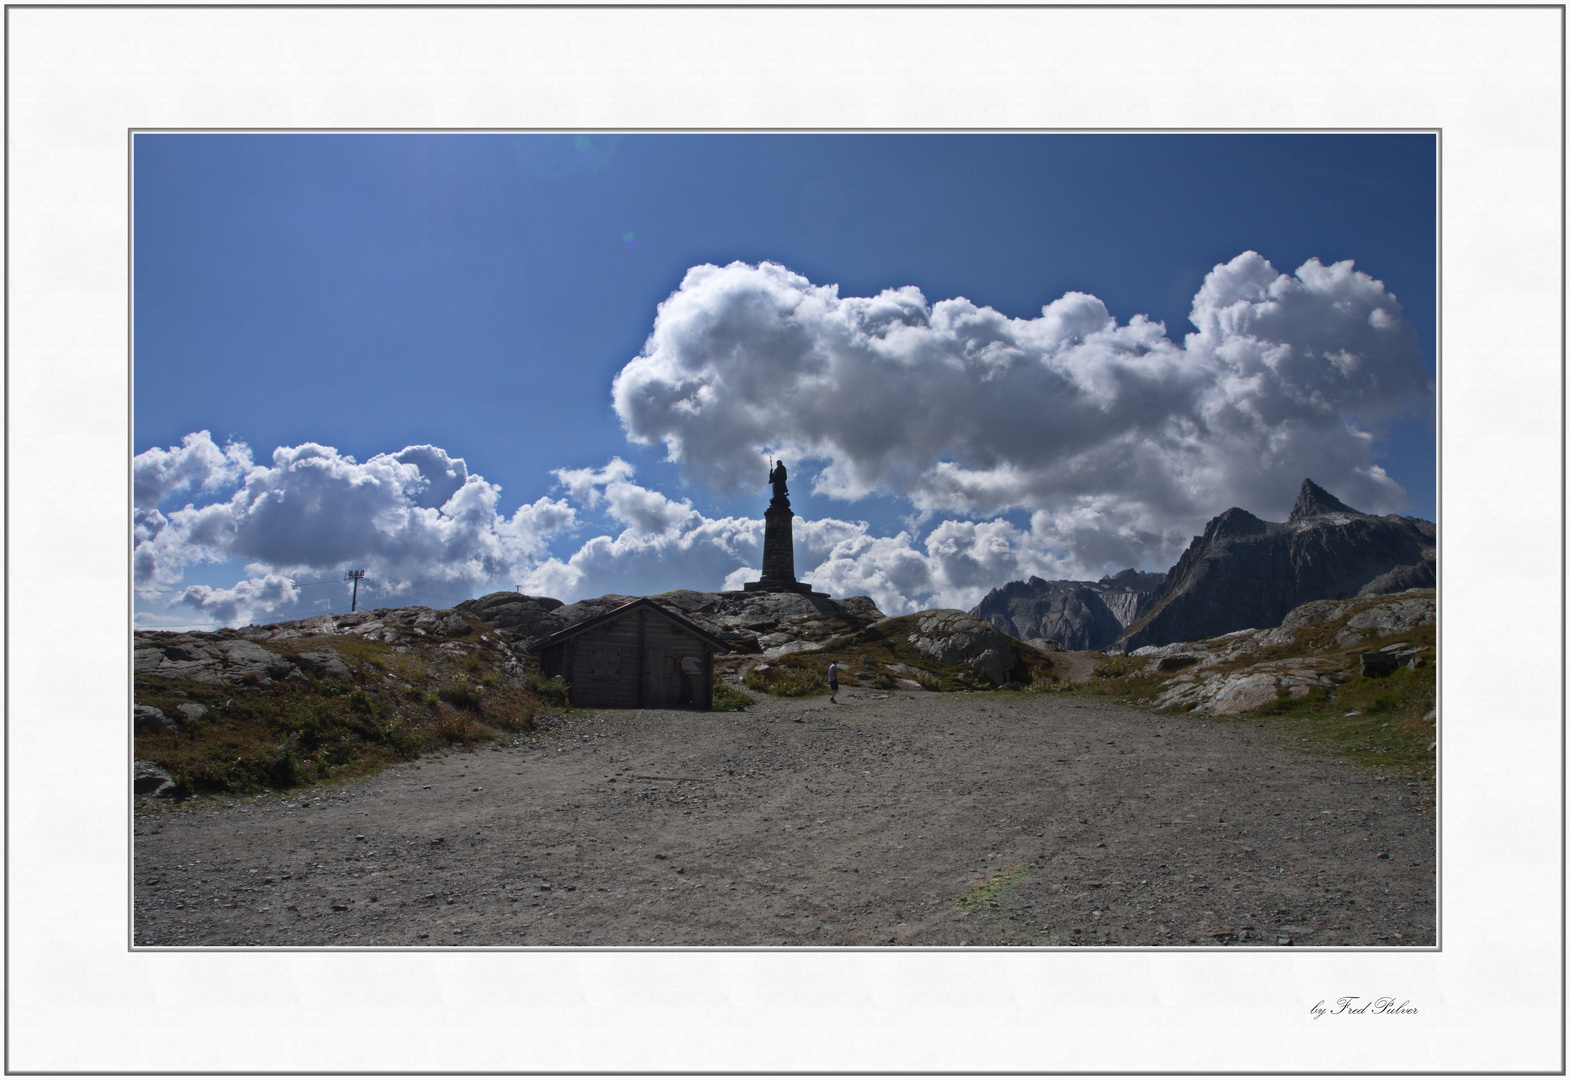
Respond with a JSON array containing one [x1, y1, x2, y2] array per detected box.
[[769, 459, 789, 504], [744, 457, 823, 596]]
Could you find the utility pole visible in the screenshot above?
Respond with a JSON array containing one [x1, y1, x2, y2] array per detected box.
[[345, 569, 367, 612]]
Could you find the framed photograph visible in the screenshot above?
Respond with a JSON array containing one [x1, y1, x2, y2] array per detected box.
[[7, 5, 1561, 1074]]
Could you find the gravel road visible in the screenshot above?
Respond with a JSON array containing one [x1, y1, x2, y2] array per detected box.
[[133, 687, 1436, 947]]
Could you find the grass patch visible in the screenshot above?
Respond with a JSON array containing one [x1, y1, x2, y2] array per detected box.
[[1061, 617, 1436, 781], [955, 864, 1031, 913], [303, 635, 392, 671], [741, 659, 828, 700], [711, 683, 757, 711], [136, 641, 553, 798], [441, 676, 484, 712], [744, 662, 827, 697], [525, 672, 570, 707], [1092, 656, 1143, 678], [1249, 659, 1435, 778], [392, 659, 428, 683]]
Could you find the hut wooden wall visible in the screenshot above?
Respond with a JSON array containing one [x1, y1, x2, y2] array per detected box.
[[545, 608, 713, 709]]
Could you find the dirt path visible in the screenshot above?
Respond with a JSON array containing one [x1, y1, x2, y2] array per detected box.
[[133, 688, 1435, 947]]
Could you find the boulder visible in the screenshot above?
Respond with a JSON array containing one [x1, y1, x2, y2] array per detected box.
[[435, 613, 471, 636], [1150, 660, 1335, 716], [134, 705, 177, 734], [460, 588, 887, 650], [175, 702, 209, 724], [1359, 651, 1401, 678], [967, 648, 1012, 686], [907, 610, 1018, 686], [294, 651, 356, 682], [134, 760, 176, 798]]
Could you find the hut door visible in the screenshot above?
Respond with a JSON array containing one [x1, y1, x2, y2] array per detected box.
[[677, 655, 703, 706], [643, 647, 675, 705]]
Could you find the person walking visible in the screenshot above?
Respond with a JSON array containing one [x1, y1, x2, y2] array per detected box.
[[827, 661, 839, 704]]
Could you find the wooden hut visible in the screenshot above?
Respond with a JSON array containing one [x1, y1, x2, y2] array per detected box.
[[525, 597, 731, 710]]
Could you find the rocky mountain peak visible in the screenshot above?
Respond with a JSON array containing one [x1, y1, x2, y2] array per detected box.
[[1117, 481, 1434, 650], [969, 567, 1167, 651], [1289, 478, 1359, 522], [1205, 506, 1269, 542], [1098, 568, 1166, 590]]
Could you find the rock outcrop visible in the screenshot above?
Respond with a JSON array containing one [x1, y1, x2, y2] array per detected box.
[[135, 604, 514, 694], [1118, 479, 1435, 650], [453, 593, 565, 641], [1128, 590, 1435, 716], [969, 569, 1165, 651], [902, 609, 1021, 686], [134, 760, 176, 798]]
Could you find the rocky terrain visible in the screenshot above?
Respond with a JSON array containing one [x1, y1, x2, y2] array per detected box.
[[458, 587, 883, 653], [134, 588, 1051, 800], [134, 690, 1435, 948], [1118, 480, 1435, 649], [970, 569, 1166, 651], [133, 580, 1435, 948], [134, 605, 544, 798], [1119, 591, 1434, 719]]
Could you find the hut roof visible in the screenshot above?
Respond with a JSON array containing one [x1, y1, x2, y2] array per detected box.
[[524, 596, 732, 654]]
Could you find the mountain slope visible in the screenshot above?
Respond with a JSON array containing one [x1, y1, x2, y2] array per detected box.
[[969, 569, 1166, 651], [1118, 479, 1435, 649]]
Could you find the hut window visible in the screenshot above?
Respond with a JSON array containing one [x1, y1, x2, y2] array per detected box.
[[588, 645, 620, 680]]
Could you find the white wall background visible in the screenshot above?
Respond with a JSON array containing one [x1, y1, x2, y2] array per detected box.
[[6, 5, 1561, 1074]]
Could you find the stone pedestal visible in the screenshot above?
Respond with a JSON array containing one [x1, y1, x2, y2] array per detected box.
[[744, 499, 819, 594]]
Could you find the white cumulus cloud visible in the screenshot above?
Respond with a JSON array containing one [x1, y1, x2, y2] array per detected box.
[[611, 253, 1432, 564], [535, 460, 1085, 615], [133, 436, 576, 625], [134, 430, 253, 510]]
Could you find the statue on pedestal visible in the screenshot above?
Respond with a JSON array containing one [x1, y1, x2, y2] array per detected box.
[[743, 457, 823, 596], [768, 459, 789, 505]]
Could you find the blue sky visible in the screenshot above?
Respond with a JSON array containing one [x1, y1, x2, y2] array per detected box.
[[134, 133, 1436, 628]]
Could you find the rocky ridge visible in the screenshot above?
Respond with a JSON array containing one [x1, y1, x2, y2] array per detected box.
[[1116, 590, 1435, 718], [969, 569, 1166, 651], [458, 588, 884, 653], [134, 589, 1049, 800], [1117, 479, 1435, 649], [461, 588, 1038, 689], [134, 605, 539, 798]]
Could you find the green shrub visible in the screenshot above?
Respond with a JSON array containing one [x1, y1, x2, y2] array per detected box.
[[743, 665, 826, 698], [916, 671, 945, 692], [393, 660, 428, 683], [442, 676, 483, 712], [711, 683, 756, 711], [1092, 656, 1142, 679], [526, 672, 570, 706]]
